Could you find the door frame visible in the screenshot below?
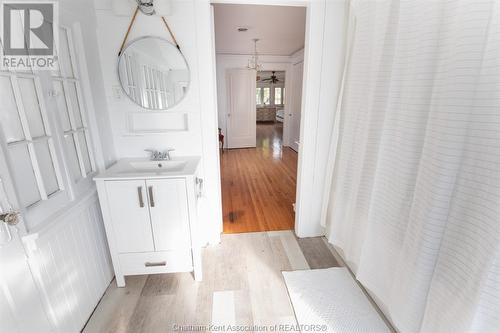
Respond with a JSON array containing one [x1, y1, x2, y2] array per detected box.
[[288, 56, 304, 152], [195, 0, 346, 241]]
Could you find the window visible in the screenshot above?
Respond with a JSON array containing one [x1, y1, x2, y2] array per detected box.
[[262, 87, 271, 105], [257, 84, 285, 106], [52, 27, 95, 184], [0, 26, 96, 228], [256, 87, 262, 105], [274, 87, 283, 105], [0, 71, 64, 208]]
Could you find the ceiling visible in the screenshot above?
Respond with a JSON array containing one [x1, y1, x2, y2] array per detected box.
[[213, 4, 306, 56]]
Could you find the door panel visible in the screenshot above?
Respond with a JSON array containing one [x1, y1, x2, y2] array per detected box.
[[290, 61, 304, 152], [0, 157, 53, 332], [105, 180, 154, 253], [0, 232, 54, 333], [146, 179, 191, 251], [226, 69, 257, 148]]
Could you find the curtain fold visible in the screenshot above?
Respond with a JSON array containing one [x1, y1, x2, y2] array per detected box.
[[326, 1, 500, 332]]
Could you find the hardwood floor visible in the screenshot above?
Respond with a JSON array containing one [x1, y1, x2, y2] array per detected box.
[[83, 232, 341, 333], [221, 122, 298, 234]]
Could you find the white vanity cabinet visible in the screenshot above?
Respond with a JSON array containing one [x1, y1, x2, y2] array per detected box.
[[94, 157, 202, 287]]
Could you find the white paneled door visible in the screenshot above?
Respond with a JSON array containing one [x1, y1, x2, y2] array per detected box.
[[226, 69, 257, 148], [0, 156, 53, 332], [289, 61, 303, 152]]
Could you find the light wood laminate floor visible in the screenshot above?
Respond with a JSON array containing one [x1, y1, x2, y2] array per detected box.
[[221, 123, 298, 234], [84, 231, 340, 333]]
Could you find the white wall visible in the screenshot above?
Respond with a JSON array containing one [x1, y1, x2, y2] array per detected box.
[[94, 1, 203, 156], [294, 0, 347, 237], [94, 0, 222, 244]]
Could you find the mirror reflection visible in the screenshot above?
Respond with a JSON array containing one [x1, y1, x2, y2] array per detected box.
[[118, 37, 189, 110]]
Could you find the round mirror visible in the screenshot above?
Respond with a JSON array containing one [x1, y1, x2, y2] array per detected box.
[[118, 37, 190, 110]]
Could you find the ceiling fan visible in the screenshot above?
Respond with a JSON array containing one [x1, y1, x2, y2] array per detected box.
[[261, 71, 281, 84]]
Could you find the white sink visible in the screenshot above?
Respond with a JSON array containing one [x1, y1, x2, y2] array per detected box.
[[125, 160, 187, 173], [94, 157, 200, 180]]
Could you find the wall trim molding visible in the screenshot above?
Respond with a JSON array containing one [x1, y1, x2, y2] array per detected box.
[[125, 112, 189, 135]]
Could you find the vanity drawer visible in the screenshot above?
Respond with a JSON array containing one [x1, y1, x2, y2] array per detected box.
[[118, 249, 193, 275]]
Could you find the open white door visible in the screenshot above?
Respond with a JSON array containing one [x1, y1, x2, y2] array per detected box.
[[226, 69, 257, 148], [289, 61, 304, 152], [0, 153, 53, 332]]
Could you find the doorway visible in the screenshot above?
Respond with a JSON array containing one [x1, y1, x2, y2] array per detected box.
[[256, 70, 286, 151], [213, 4, 306, 233]]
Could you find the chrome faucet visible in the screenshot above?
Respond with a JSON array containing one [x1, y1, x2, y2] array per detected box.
[[145, 149, 175, 161]]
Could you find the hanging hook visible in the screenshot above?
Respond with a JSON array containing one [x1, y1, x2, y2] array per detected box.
[[136, 0, 155, 16]]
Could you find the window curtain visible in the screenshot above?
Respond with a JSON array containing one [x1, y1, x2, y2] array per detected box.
[[325, 0, 500, 332]]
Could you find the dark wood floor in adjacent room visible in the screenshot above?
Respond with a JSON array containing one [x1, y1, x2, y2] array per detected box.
[[221, 122, 298, 234]]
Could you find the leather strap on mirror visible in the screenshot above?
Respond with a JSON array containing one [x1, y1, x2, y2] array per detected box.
[[118, 6, 182, 56], [118, 6, 140, 56], [161, 16, 180, 51]]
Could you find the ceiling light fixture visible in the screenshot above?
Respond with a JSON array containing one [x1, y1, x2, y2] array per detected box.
[[247, 38, 262, 71]]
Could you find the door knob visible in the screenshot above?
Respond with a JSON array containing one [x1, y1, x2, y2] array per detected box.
[[0, 211, 19, 225]]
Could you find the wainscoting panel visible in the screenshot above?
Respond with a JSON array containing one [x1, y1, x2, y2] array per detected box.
[[127, 112, 189, 134], [24, 192, 113, 332]]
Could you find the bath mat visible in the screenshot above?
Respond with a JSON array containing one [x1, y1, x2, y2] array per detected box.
[[283, 267, 391, 332]]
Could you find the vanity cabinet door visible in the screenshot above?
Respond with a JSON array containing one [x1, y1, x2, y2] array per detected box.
[[146, 179, 191, 251], [105, 180, 155, 253]]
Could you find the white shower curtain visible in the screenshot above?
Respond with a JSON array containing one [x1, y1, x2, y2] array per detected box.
[[325, 0, 500, 332]]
